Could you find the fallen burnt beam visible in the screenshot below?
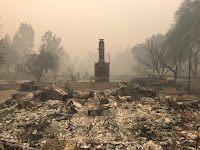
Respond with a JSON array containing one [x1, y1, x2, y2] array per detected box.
[[20, 81, 34, 91], [0, 104, 18, 119], [88, 101, 102, 116], [99, 97, 109, 104], [116, 95, 131, 103], [20, 81, 45, 91], [158, 93, 200, 109], [98, 92, 109, 104], [112, 85, 156, 101], [32, 85, 44, 91], [51, 89, 69, 101], [34, 89, 69, 101], [41, 140, 77, 150], [12, 92, 29, 99], [77, 91, 94, 99]]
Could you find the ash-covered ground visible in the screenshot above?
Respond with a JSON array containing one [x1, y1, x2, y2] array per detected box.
[[0, 87, 200, 150]]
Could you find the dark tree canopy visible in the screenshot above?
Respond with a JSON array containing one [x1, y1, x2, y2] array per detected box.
[[132, 33, 184, 81], [16, 46, 58, 83], [132, 0, 200, 79], [0, 18, 6, 64], [169, 0, 200, 77], [41, 30, 64, 56], [0, 39, 6, 65], [2, 34, 19, 71], [41, 30, 68, 78], [13, 22, 34, 60], [132, 34, 167, 76]]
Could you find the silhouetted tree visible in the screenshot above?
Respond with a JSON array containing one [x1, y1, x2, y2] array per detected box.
[[16, 46, 58, 83], [0, 18, 5, 65], [41, 30, 65, 78], [41, 30, 64, 55], [13, 22, 34, 61], [67, 65, 76, 81], [2, 34, 19, 73], [158, 43, 184, 82], [172, 0, 200, 77], [132, 34, 169, 76], [0, 39, 5, 65]]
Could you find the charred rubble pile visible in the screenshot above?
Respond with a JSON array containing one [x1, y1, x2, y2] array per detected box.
[[0, 83, 200, 149]]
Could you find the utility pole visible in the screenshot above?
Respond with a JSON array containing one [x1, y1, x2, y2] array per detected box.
[[188, 47, 191, 94]]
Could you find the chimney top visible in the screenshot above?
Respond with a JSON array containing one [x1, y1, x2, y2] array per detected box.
[[99, 39, 104, 42]]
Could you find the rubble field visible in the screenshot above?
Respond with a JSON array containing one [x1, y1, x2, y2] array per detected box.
[[0, 85, 200, 150]]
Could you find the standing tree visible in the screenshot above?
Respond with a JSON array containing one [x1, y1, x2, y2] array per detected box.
[[41, 30, 65, 78], [0, 39, 5, 65], [132, 34, 169, 76], [13, 22, 34, 61], [41, 30, 64, 55], [0, 18, 5, 65], [2, 34, 19, 73], [16, 46, 58, 83], [67, 65, 76, 81], [158, 43, 184, 82], [173, 0, 200, 77], [0, 39, 7, 78]]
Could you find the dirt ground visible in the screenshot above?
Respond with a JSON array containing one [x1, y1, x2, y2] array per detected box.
[[0, 89, 18, 104]]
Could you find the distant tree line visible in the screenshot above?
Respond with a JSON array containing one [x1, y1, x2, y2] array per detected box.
[[0, 22, 70, 83], [132, 0, 200, 81]]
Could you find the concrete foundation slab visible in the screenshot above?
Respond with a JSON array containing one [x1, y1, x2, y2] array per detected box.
[[65, 82, 119, 90]]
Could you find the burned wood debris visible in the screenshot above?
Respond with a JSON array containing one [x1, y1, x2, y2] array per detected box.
[[1, 82, 200, 149]]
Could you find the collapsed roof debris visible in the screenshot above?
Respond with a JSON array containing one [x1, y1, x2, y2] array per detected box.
[[40, 139, 77, 150], [0, 83, 200, 149]]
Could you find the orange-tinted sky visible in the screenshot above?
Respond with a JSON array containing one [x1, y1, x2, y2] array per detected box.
[[0, 0, 183, 57]]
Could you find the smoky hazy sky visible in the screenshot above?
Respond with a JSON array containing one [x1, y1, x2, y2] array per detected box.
[[0, 0, 183, 57]]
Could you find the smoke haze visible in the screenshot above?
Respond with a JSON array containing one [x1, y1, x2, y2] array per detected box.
[[0, 0, 183, 74]]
